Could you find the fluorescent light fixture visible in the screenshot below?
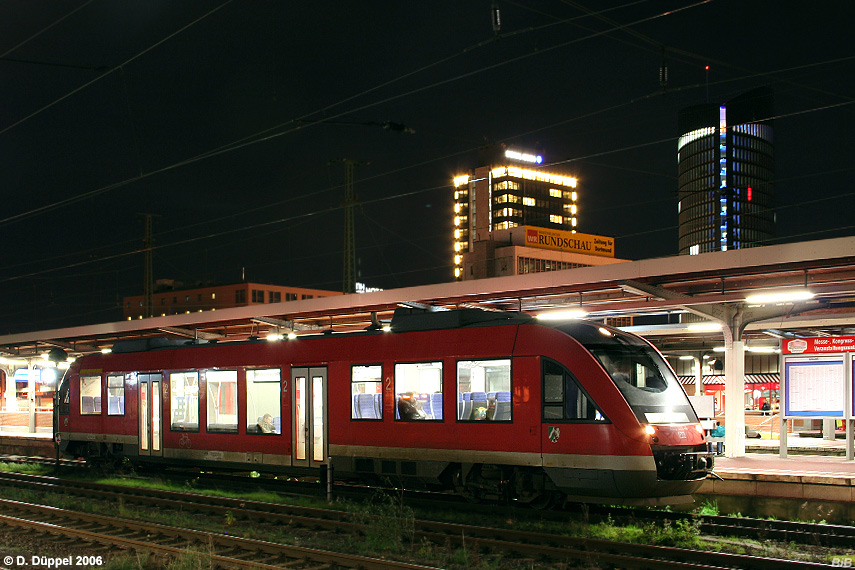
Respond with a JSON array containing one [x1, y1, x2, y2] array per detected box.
[[746, 346, 780, 353], [679, 355, 696, 360], [687, 322, 722, 332], [100, 348, 112, 354], [266, 333, 284, 342], [536, 309, 587, 320], [745, 290, 814, 304], [287, 332, 297, 340]]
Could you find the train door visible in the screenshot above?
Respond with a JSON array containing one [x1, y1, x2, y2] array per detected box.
[[138, 373, 163, 458], [291, 367, 327, 467]]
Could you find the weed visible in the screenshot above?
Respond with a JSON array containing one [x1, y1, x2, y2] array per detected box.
[[102, 552, 153, 570], [649, 518, 703, 549], [164, 544, 214, 570], [697, 499, 719, 516], [0, 462, 51, 475], [350, 490, 415, 554], [222, 510, 236, 534]]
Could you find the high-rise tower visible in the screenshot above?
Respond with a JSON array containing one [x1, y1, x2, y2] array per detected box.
[[452, 145, 623, 281], [677, 87, 775, 255]]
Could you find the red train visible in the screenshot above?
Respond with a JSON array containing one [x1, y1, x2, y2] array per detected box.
[[55, 308, 713, 506]]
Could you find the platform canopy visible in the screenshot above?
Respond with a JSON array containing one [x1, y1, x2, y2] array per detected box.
[[1, 236, 854, 359]]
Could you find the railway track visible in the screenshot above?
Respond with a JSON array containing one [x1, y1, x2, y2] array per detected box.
[[0, 470, 841, 569], [580, 503, 855, 549], [0, 497, 436, 570], [7, 453, 852, 550]]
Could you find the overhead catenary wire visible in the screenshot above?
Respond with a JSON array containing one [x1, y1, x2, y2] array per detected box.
[[1, 2, 853, 322], [0, 0, 711, 227]]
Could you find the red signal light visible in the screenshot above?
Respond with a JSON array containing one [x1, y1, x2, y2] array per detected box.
[[747, 186, 752, 201]]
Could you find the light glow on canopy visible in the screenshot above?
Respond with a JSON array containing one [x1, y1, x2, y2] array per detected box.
[[745, 290, 814, 304]]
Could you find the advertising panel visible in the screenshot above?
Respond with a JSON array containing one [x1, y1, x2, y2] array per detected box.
[[523, 227, 615, 257]]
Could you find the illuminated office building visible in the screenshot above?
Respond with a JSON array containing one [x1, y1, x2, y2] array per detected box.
[[677, 87, 775, 255], [452, 145, 624, 281]]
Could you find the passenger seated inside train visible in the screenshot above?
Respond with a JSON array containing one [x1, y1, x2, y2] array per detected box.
[[257, 413, 276, 433], [397, 392, 426, 420]]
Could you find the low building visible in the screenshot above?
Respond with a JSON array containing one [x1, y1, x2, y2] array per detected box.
[[460, 226, 627, 280], [123, 281, 341, 320]]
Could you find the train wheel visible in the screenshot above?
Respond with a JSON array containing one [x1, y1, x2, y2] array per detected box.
[[451, 466, 485, 503], [528, 491, 559, 510]]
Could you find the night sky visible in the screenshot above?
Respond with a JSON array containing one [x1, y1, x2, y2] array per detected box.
[[1, 1, 853, 334]]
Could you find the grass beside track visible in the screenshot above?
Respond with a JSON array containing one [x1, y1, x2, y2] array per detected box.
[[0, 462, 851, 569]]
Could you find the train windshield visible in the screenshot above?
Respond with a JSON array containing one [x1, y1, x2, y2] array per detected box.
[[558, 322, 698, 425]]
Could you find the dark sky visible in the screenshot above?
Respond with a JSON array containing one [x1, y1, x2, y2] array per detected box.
[[1, 1, 853, 333]]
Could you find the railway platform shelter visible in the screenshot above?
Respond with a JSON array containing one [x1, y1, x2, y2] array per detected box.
[[1, 236, 855, 461]]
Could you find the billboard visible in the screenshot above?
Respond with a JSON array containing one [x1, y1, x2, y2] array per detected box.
[[523, 227, 615, 257]]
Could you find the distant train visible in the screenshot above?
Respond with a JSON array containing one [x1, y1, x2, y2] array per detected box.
[[55, 307, 713, 506]]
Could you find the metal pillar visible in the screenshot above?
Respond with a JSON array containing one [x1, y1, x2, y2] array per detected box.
[[342, 160, 356, 294], [27, 362, 35, 433], [141, 213, 155, 318], [723, 327, 746, 457]]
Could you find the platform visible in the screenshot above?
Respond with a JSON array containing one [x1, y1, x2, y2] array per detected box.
[[0, 432, 55, 457], [697, 436, 855, 522]]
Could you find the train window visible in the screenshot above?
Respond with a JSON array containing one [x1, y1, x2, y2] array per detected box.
[[351, 364, 382, 420], [170, 371, 199, 431], [247, 368, 281, 434], [79, 375, 101, 415], [456, 359, 512, 421], [542, 359, 606, 422], [206, 369, 238, 433], [394, 362, 442, 421], [106, 374, 125, 415]]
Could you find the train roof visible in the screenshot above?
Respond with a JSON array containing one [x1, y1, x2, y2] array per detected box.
[[108, 308, 535, 354], [389, 307, 533, 332]]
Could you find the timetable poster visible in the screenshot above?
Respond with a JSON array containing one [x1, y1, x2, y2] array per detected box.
[[784, 357, 845, 418]]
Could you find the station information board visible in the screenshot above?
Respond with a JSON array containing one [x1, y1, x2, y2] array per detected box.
[[782, 337, 854, 419]]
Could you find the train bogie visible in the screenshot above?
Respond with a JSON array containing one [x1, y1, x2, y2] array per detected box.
[[56, 308, 712, 505]]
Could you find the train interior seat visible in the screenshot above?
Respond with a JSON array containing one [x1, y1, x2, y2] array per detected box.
[[93, 397, 102, 413], [458, 392, 472, 420], [470, 392, 488, 419], [108, 398, 124, 415], [81, 396, 94, 414], [420, 395, 432, 418], [430, 392, 443, 420], [373, 393, 383, 418], [493, 390, 511, 420], [356, 393, 379, 419]]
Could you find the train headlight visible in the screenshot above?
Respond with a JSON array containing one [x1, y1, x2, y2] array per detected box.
[[694, 423, 705, 436], [644, 424, 659, 444]]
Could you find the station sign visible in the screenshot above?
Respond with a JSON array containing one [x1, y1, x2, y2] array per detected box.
[[782, 336, 855, 355]]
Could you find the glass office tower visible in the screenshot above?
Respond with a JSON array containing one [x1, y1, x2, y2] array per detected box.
[[677, 88, 775, 255]]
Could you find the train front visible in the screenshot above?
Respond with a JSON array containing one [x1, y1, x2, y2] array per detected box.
[[557, 321, 714, 500]]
